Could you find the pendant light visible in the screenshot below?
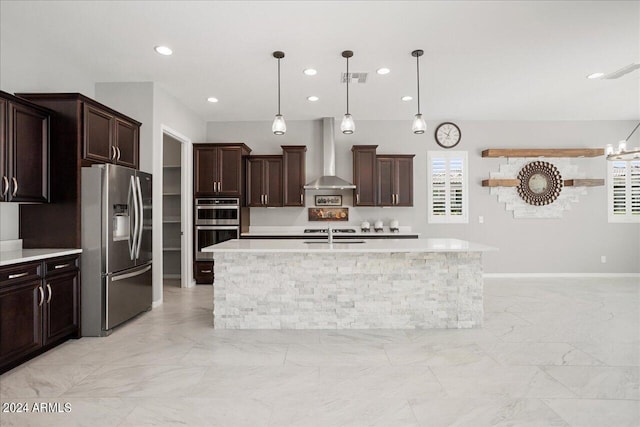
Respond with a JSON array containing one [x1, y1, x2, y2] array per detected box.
[[411, 49, 427, 134], [272, 51, 286, 135], [340, 50, 355, 134], [606, 121, 640, 160]]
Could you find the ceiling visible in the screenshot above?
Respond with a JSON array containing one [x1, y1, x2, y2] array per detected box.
[[1, 1, 639, 122]]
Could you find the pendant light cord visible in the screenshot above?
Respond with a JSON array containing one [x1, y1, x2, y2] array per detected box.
[[625, 121, 640, 142], [277, 58, 281, 115], [416, 55, 421, 115], [346, 56, 350, 115]]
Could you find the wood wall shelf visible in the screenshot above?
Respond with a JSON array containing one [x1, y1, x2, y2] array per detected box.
[[483, 178, 604, 187], [482, 179, 520, 187], [564, 179, 605, 187], [482, 148, 604, 158]]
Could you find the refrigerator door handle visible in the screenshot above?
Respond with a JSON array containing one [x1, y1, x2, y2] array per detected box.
[[135, 176, 144, 259], [129, 175, 140, 260], [111, 264, 152, 282]]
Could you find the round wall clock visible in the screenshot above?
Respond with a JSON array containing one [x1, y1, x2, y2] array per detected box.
[[517, 161, 563, 206], [435, 122, 461, 149]]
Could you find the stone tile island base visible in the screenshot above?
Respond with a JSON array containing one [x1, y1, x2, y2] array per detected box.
[[213, 252, 483, 329]]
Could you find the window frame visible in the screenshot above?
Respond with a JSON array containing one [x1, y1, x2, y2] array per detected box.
[[427, 150, 469, 224]]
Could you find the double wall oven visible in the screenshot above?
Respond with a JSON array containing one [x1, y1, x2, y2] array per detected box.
[[195, 198, 240, 260]]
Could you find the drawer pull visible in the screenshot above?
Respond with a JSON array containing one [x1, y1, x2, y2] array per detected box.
[[201, 270, 212, 273], [8, 272, 29, 279], [54, 264, 70, 269]]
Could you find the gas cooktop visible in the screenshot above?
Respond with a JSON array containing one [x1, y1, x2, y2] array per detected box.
[[303, 228, 356, 234]]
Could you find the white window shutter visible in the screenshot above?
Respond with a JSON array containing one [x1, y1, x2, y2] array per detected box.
[[428, 151, 468, 223], [608, 160, 640, 223]]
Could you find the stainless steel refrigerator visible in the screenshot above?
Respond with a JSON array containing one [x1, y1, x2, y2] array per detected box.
[[81, 164, 152, 336]]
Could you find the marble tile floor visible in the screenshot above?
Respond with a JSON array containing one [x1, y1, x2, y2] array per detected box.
[[0, 277, 638, 426]]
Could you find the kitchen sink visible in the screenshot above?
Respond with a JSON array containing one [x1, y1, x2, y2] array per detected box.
[[303, 240, 366, 244]]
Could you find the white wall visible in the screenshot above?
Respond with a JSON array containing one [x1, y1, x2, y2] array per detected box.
[[96, 82, 206, 303], [207, 119, 640, 274]]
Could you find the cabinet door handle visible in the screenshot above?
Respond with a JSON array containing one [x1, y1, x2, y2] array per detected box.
[[116, 146, 121, 160], [111, 145, 117, 160], [11, 177, 18, 197], [265, 194, 268, 205], [8, 272, 29, 279], [38, 286, 45, 307], [46, 284, 52, 304], [2, 176, 8, 197], [201, 270, 212, 273], [54, 264, 70, 269], [300, 193, 303, 204], [356, 194, 360, 204]]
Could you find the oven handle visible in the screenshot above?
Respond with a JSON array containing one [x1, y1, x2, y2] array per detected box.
[[195, 226, 240, 230], [196, 205, 239, 210]]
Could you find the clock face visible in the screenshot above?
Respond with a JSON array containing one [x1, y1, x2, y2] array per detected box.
[[435, 122, 461, 148]]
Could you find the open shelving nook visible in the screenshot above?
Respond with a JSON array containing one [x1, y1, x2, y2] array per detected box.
[[162, 139, 182, 280]]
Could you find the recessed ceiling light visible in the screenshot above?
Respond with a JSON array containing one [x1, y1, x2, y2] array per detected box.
[[307, 96, 319, 102], [587, 72, 604, 79], [377, 68, 390, 75], [401, 96, 413, 101], [154, 45, 173, 56], [207, 97, 219, 103], [303, 68, 317, 76]]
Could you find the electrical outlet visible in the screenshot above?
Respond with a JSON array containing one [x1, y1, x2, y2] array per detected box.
[[478, 216, 484, 224], [601, 256, 607, 263]]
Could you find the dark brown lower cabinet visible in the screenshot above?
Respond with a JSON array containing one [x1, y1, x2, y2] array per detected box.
[[0, 255, 80, 374], [0, 274, 43, 369], [194, 261, 214, 284]]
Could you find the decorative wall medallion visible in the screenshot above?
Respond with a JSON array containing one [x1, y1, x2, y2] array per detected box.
[[517, 161, 563, 205]]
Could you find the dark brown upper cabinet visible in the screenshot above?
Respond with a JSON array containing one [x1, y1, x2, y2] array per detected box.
[[352, 145, 378, 206], [246, 156, 283, 207], [376, 155, 414, 207], [0, 91, 49, 203], [282, 145, 306, 206], [83, 104, 139, 169], [352, 145, 414, 207], [15, 93, 142, 249], [193, 143, 251, 197]]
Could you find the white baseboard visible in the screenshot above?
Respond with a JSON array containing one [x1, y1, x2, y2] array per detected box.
[[152, 298, 163, 308], [484, 273, 640, 278]]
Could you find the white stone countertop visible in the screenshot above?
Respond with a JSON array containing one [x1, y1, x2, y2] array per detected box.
[[0, 246, 83, 267], [241, 225, 419, 238], [204, 238, 497, 253]]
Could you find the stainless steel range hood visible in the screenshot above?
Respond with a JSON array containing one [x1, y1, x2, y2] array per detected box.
[[304, 118, 356, 190]]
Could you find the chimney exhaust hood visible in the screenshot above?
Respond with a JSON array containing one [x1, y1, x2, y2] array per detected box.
[[304, 118, 356, 190]]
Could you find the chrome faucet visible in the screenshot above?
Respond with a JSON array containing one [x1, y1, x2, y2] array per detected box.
[[327, 227, 333, 244]]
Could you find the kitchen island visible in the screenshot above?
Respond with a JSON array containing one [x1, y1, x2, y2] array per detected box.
[[203, 239, 496, 329]]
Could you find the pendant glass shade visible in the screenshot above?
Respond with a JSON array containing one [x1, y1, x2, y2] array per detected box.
[[341, 50, 355, 135], [617, 140, 627, 153], [341, 113, 355, 134], [272, 51, 286, 135], [412, 113, 426, 134], [272, 114, 286, 135]]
